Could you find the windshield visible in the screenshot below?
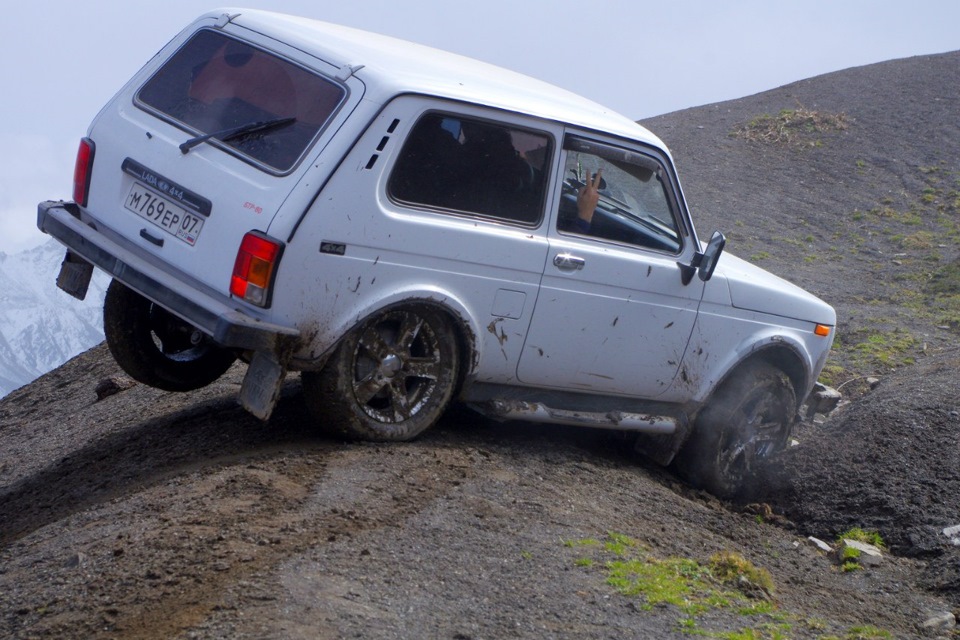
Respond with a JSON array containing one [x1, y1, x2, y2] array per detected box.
[[137, 29, 346, 172]]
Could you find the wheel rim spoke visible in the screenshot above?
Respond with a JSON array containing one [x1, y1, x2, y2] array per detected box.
[[353, 370, 388, 405], [395, 312, 425, 351], [357, 325, 392, 361], [722, 400, 787, 478], [388, 378, 414, 421], [403, 356, 441, 380]]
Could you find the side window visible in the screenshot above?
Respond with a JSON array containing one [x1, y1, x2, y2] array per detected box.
[[389, 113, 552, 225], [557, 137, 682, 254]]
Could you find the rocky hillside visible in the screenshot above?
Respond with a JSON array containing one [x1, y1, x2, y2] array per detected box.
[[2, 51, 960, 639], [647, 50, 960, 399]]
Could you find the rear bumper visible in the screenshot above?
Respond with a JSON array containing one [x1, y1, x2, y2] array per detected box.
[[38, 200, 300, 354]]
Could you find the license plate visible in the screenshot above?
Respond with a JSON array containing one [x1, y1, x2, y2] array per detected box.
[[124, 182, 205, 246]]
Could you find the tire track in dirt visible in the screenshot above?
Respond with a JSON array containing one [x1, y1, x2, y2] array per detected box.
[[101, 442, 479, 638], [0, 394, 292, 547]]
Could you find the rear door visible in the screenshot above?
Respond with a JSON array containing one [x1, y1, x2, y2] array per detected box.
[[83, 22, 360, 296], [516, 134, 705, 398]]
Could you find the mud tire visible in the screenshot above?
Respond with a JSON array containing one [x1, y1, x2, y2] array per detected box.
[[303, 306, 459, 441], [675, 360, 797, 499], [103, 279, 236, 392]]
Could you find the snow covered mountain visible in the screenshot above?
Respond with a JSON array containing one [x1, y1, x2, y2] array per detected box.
[[0, 240, 108, 397]]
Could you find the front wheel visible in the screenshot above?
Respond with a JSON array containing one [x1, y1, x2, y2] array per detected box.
[[675, 361, 797, 499], [303, 306, 460, 441], [103, 280, 236, 392]]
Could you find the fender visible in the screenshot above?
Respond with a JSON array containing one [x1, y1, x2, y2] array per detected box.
[[672, 309, 822, 407], [288, 283, 484, 376]]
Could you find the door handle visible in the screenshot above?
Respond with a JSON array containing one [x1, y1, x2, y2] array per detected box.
[[553, 253, 585, 271]]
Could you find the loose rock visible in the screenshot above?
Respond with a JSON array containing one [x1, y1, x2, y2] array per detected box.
[[838, 539, 884, 567], [805, 383, 842, 418], [807, 536, 833, 553], [95, 376, 137, 401], [942, 525, 960, 546], [919, 610, 955, 636]]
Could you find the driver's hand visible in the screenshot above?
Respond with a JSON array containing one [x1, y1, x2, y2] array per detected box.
[[576, 169, 603, 224]]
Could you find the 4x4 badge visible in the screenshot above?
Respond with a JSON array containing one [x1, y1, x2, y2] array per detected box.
[[320, 242, 346, 256]]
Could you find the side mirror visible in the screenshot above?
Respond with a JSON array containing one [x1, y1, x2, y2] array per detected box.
[[698, 231, 726, 281]]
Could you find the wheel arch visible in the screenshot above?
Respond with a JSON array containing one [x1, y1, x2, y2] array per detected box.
[[704, 342, 810, 415], [752, 345, 809, 410], [295, 288, 481, 394]]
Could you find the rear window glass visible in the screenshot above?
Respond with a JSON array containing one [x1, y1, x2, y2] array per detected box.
[[389, 114, 552, 225], [137, 29, 346, 172]]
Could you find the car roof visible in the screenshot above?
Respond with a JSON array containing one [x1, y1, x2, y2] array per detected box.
[[211, 8, 666, 150]]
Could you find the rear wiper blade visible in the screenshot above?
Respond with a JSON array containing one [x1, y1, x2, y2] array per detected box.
[[179, 116, 296, 154]]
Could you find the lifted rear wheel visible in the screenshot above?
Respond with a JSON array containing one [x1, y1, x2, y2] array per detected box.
[[103, 279, 236, 391], [675, 360, 796, 499], [303, 306, 459, 441]]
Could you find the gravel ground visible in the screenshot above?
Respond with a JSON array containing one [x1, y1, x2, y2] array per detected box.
[[0, 349, 955, 639]]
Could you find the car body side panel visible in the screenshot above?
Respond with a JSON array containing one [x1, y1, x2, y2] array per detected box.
[[671, 272, 835, 405], [272, 96, 563, 383]]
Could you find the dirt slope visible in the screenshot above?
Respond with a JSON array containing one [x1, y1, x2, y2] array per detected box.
[[3, 51, 960, 639], [646, 49, 960, 399]]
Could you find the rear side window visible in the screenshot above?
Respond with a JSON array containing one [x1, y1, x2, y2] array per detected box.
[[389, 114, 552, 225], [137, 29, 346, 173]]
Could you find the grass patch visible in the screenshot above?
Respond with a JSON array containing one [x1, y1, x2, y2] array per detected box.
[[838, 528, 885, 549], [607, 555, 714, 613], [928, 293, 960, 331], [817, 363, 846, 387], [732, 107, 848, 148], [849, 328, 918, 370], [839, 546, 863, 573], [566, 533, 892, 638], [925, 258, 960, 295], [709, 550, 775, 598], [898, 230, 935, 250], [841, 560, 862, 573]]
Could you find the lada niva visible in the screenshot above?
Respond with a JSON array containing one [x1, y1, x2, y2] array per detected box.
[[38, 9, 835, 496]]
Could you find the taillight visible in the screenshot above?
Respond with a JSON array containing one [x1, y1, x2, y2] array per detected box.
[[72, 137, 95, 207], [230, 231, 283, 307]]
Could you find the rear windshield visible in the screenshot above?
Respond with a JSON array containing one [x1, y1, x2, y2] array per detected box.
[[137, 29, 346, 172]]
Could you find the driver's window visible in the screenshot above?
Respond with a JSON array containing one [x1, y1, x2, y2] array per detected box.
[[557, 139, 681, 254]]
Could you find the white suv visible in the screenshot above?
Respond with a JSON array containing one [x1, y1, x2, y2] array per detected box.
[[38, 9, 835, 496]]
